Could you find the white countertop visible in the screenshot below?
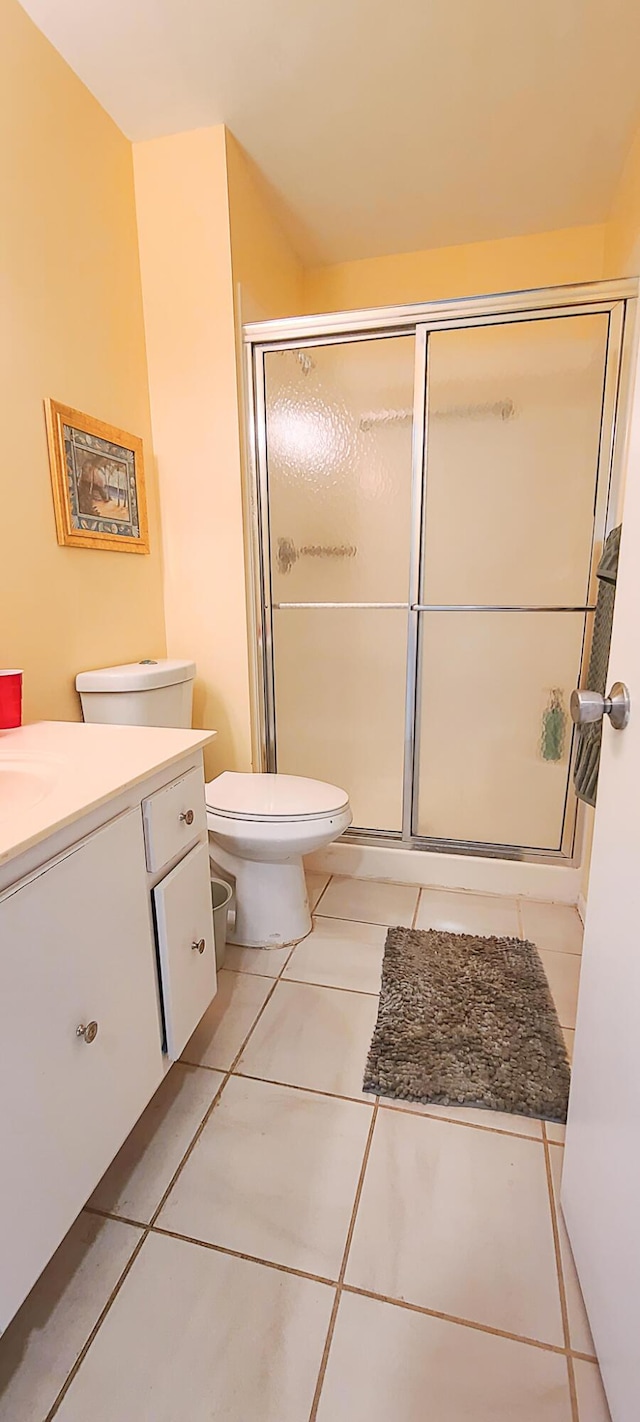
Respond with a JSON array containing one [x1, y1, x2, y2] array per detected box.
[[0, 721, 217, 868]]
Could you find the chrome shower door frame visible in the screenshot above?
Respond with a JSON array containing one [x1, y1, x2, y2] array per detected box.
[[244, 279, 638, 864]]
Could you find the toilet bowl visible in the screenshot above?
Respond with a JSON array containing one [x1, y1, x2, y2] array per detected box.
[[205, 772, 352, 949]]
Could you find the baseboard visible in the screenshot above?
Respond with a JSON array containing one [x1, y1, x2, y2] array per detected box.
[[306, 840, 581, 904], [576, 891, 587, 925]]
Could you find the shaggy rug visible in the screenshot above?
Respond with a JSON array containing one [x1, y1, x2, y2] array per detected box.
[[364, 926, 571, 1122]]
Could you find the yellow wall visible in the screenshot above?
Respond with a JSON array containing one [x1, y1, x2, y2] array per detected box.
[[134, 127, 249, 776], [224, 130, 306, 764], [304, 223, 606, 313], [605, 129, 640, 278], [225, 132, 305, 324], [134, 125, 306, 777], [0, 0, 166, 724]]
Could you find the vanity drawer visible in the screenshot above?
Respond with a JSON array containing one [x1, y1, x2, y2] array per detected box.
[[153, 839, 217, 1059], [0, 808, 163, 1328], [142, 764, 207, 872]]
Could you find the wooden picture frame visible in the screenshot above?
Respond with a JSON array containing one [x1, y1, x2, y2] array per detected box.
[[45, 399, 149, 554]]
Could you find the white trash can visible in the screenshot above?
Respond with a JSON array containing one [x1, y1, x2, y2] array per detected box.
[[211, 878, 233, 970]]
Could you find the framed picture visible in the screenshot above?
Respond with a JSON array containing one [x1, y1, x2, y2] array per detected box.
[[45, 399, 149, 553]]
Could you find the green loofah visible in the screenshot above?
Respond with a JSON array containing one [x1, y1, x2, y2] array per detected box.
[[541, 689, 566, 762]]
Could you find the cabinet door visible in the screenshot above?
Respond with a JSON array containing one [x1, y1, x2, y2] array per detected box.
[[0, 809, 163, 1328], [153, 840, 217, 1060]]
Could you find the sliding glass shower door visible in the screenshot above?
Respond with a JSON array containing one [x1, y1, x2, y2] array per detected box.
[[414, 313, 611, 853], [262, 335, 416, 830], [253, 290, 625, 859]]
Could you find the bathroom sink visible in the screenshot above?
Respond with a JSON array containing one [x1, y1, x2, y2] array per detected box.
[[0, 757, 58, 822]]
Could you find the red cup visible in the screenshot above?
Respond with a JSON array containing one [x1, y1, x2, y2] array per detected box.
[[0, 670, 23, 729]]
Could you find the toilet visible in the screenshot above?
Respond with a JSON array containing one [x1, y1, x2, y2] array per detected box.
[[74, 659, 351, 950], [206, 772, 352, 949]]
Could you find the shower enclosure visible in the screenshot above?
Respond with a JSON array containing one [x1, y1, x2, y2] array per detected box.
[[245, 281, 636, 862]]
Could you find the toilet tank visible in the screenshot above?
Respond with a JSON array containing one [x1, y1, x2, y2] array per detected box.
[[75, 659, 196, 728]]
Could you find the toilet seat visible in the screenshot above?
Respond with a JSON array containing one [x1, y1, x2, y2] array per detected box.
[[205, 771, 349, 823]]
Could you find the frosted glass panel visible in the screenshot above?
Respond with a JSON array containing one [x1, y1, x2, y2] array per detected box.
[[265, 337, 415, 603], [273, 609, 408, 831], [415, 611, 586, 849], [422, 315, 609, 605]]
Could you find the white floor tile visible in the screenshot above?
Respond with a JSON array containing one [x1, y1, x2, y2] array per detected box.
[[158, 1076, 372, 1277], [54, 1232, 334, 1422], [283, 917, 386, 994], [539, 949, 581, 1030], [0, 1215, 141, 1422], [415, 888, 520, 938], [574, 1360, 612, 1421], [317, 877, 419, 927], [237, 980, 379, 1099], [546, 1122, 566, 1144], [89, 1063, 224, 1223], [549, 1145, 596, 1356], [380, 1097, 543, 1139], [223, 942, 292, 977], [181, 969, 274, 1070], [521, 900, 583, 955], [346, 1109, 564, 1345], [316, 1291, 572, 1422], [305, 870, 331, 910]]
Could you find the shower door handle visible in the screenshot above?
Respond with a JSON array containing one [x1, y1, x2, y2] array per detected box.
[[570, 683, 631, 731]]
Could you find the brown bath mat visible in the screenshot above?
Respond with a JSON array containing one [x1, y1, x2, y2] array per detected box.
[[364, 926, 571, 1122]]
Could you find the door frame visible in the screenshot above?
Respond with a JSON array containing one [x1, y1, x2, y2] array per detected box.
[[243, 279, 638, 864]]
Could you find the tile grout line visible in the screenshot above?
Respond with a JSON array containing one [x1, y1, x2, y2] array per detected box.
[[91, 1058, 555, 1145], [221, 1065, 547, 1145], [307, 1101, 380, 1422], [221, 965, 291, 981], [377, 1100, 546, 1142], [313, 912, 415, 929], [516, 897, 525, 940], [80, 1203, 597, 1364], [44, 1225, 150, 1422], [84, 1204, 147, 1229], [542, 1124, 580, 1422], [151, 1224, 337, 1287], [320, 882, 583, 910], [145, 938, 301, 1230], [411, 888, 422, 931], [340, 1282, 570, 1357], [232, 1069, 376, 1108], [276, 976, 381, 999], [311, 874, 333, 914], [45, 936, 302, 1420]]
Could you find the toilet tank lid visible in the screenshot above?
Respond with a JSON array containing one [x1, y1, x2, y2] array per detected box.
[[75, 659, 196, 693]]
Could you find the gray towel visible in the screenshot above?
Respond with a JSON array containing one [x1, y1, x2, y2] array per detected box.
[[573, 524, 622, 806]]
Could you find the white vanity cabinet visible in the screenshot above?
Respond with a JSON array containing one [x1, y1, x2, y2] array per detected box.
[[0, 727, 217, 1330], [0, 808, 163, 1326]]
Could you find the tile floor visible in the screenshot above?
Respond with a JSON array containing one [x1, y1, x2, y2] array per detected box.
[[0, 874, 612, 1422]]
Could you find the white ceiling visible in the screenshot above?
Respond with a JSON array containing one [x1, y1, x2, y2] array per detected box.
[[19, 0, 640, 264]]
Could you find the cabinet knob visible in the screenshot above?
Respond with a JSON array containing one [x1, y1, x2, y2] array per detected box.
[[180, 809, 195, 826], [76, 1021, 98, 1044], [191, 938, 206, 955]]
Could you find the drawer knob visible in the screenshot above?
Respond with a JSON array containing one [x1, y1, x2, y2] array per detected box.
[[180, 809, 195, 826], [192, 938, 206, 955], [76, 1021, 99, 1044]]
